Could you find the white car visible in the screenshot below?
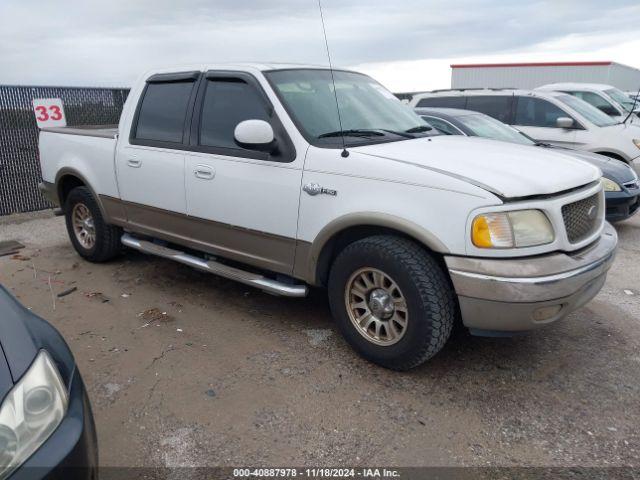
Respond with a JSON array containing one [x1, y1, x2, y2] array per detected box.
[[537, 83, 639, 123], [410, 88, 640, 164], [38, 64, 616, 370], [625, 91, 640, 102]]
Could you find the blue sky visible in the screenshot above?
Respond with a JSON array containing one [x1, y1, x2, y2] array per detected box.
[[0, 0, 638, 91]]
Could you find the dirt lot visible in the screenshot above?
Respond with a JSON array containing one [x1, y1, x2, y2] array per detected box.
[[1, 210, 639, 469]]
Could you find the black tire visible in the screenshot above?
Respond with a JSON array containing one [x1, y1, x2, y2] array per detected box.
[[328, 235, 457, 370], [64, 186, 122, 262]]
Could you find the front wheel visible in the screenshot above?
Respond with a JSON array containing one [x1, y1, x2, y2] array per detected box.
[[328, 236, 457, 370], [64, 186, 122, 262]]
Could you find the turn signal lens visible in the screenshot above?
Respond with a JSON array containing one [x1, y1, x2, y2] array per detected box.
[[471, 213, 513, 248], [472, 210, 554, 249]]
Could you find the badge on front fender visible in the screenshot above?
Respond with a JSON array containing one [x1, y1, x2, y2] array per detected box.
[[303, 183, 337, 196]]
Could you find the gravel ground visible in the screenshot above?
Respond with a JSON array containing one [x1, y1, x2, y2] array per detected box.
[[0, 210, 639, 470]]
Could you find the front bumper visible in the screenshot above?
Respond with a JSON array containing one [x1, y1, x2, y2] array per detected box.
[[445, 222, 618, 333], [11, 369, 98, 480], [604, 189, 640, 222]]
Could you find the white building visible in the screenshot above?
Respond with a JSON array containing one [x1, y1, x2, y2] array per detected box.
[[451, 61, 640, 92]]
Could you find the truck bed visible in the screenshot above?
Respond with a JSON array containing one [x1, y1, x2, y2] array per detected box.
[[41, 125, 118, 139], [39, 125, 121, 202]]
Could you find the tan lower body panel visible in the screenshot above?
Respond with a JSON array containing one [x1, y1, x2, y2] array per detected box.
[[100, 195, 128, 225], [100, 195, 298, 276]]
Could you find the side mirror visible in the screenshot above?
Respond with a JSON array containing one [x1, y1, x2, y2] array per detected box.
[[234, 120, 276, 152], [556, 117, 575, 129]]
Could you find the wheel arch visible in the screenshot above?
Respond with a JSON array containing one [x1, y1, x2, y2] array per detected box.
[[55, 168, 108, 219], [296, 213, 450, 287], [593, 151, 629, 163]]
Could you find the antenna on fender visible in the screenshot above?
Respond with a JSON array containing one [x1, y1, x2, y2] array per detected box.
[[318, 0, 349, 158], [622, 85, 640, 125]]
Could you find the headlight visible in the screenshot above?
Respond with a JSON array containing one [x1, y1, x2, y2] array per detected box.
[[0, 351, 68, 480], [472, 210, 554, 248], [601, 177, 622, 192], [633, 139, 640, 150]]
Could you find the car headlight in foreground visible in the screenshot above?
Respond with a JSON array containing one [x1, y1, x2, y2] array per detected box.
[[601, 177, 622, 192], [0, 351, 68, 480], [472, 210, 554, 248], [633, 139, 640, 150]]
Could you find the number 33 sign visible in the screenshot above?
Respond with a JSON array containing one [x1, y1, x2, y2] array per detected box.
[[32, 98, 67, 128]]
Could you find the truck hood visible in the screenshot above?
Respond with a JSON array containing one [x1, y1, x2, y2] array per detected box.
[[352, 136, 601, 198]]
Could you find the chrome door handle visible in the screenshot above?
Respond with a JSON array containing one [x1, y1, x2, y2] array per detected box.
[[194, 165, 215, 180], [127, 158, 142, 168]]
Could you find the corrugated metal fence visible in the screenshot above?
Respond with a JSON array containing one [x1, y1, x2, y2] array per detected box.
[[0, 86, 129, 216]]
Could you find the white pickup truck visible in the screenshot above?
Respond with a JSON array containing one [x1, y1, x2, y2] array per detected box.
[[38, 64, 617, 370]]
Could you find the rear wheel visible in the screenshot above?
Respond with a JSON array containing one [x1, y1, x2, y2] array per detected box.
[[64, 186, 122, 262], [328, 235, 457, 370]]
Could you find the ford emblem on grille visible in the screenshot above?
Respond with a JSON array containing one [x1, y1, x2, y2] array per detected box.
[[562, 193, 601, 244]]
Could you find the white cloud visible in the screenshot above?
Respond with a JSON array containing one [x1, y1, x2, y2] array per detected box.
[[0, 0, 638, 91]]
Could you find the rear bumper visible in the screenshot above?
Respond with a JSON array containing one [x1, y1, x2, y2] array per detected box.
[[38, 181, 60, 207], [605, 189, 640, 222], [11, 369, 98, 480], [445, 222, 618, 333]]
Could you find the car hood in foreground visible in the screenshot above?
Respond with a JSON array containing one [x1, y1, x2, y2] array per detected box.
[[0, 342, 13, 402], [352, 136, 601, 198], [0, 286, 41, 385], [0, 285, 75, 394]]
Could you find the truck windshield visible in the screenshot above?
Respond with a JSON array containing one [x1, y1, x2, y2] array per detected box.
[[266, 69, 434, 147], [556, 94, 618, 127], [605, 88, 637, 112], [456, 113, 535, 146]]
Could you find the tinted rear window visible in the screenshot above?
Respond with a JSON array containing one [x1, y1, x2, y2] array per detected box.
[[416, 96, 466, 108], [465, 96, 512, 123], [135, 81, 195, 143], [514, 96, 570, 128]]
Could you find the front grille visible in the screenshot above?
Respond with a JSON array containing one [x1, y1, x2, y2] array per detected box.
[[562, 193, 601, 243], [623, 180, 639, 190]]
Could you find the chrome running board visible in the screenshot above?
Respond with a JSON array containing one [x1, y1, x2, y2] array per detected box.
[[121, 233, 308, 298]]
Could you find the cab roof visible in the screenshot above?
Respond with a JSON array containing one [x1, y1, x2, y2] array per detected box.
[[144, 62, 336, 76]]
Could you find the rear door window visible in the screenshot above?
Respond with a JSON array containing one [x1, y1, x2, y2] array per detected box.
[[465, 96, 513, 123], [416, 96, 466, 108], [134, 81, 196, 144], [567, 91, 620, 116], [513, 97, 569, 128]]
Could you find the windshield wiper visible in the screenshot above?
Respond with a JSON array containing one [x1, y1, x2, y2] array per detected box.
[[318, 129, 385, 138], [378, 129, 415, 139], [405, 125, 433, 133]]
